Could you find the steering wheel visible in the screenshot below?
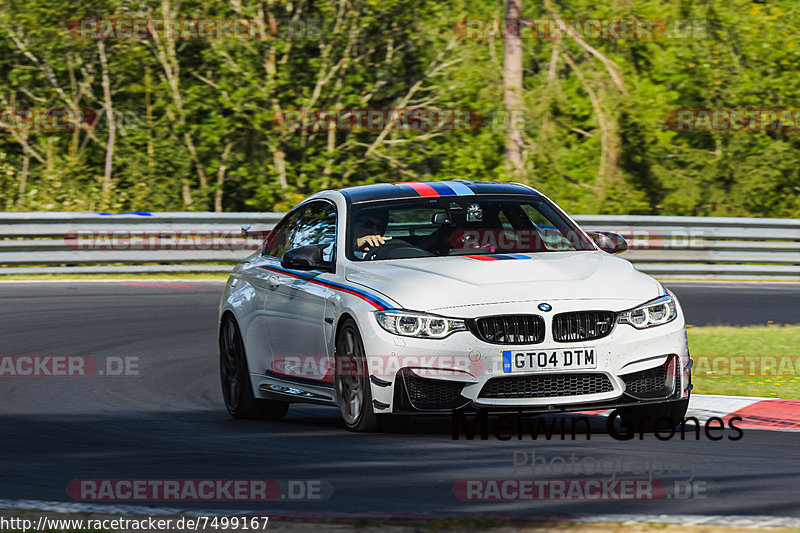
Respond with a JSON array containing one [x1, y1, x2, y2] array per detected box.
[[363, 239, 434, 261]]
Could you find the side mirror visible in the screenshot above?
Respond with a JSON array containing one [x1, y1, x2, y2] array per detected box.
[[281, 244, 333, 271], [587, 231, 628, 254]]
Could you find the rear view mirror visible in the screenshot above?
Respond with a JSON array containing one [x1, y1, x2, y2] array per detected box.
[[432, 212, 452, 224], [587, 231, 628, 254]]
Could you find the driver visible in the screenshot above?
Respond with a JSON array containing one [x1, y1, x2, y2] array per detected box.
[[353, 207, 391, 258]]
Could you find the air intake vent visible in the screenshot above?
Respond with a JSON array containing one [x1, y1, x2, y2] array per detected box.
[[469, 315, 545, 345], [553, 311, 616, 342], [479, 373, 614, 399], [621, 355, 678, 399], [405, 374, 464, 406], [398, 370, 468, 410]]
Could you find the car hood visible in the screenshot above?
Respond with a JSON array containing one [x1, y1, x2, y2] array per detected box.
[[344, 251, 663, 312]]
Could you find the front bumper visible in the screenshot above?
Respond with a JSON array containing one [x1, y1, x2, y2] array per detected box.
[[388, 360, 688, 414], [355, 302, 691, 414]]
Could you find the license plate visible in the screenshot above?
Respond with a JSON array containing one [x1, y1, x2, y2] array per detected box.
[[502, 348, 597, 373]]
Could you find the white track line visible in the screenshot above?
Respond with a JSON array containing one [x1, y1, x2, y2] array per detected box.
[[687, 394, 764, 421]]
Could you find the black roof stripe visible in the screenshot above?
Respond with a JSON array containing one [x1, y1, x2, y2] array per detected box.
[[340, 180, 537, 203]]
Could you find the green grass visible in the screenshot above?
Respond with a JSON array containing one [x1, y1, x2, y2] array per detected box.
[[688, 325, 800, 398]]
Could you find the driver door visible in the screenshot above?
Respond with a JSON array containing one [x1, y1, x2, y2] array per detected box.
[[264, 201, 337, 384]]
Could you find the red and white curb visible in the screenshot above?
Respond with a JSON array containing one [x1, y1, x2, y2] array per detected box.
[[581, 394, 800, 432], [688, 394, 800, 431]]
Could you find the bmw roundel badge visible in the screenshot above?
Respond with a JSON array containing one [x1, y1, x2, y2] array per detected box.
[[538, 303, 552, 312]]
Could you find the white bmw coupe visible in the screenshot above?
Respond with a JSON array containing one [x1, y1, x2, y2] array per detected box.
[[219, 181, 691, 431]]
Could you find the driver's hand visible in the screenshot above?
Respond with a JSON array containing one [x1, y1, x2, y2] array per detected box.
[[357, 234, 392, 250]]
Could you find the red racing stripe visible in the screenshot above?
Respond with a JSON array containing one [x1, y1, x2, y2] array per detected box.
[[259, 265, 389, 310], [401, 182, 440, 197], [463, 255, 499, 261]]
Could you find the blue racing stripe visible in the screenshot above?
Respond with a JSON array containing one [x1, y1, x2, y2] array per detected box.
[[321, 277, 397, 310], [259, 264, 396, 310], [503, 254, 533, 260], [427, 182, 458, 196], [441, 181, 475, 195]]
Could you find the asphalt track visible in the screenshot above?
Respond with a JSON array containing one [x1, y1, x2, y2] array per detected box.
[[667, 282, 800, 327], [0, 281, 799, 520]]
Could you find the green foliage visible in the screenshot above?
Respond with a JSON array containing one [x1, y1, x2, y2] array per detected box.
[[1, 0, 798, 215]]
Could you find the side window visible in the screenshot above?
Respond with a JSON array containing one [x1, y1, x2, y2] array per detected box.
[[520, 204, 555, 228], [263, 209, 303, 259], [520, 204, 574, 251], [290, 201, 337, 262], [498, 211, 513, 229]]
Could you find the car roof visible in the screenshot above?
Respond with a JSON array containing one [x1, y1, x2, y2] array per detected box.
[[339, 180, 540, 204]]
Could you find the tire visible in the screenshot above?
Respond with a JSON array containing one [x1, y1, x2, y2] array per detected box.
[[617, 398, 689, 432], [334, 318, 379, 432], [219, 314, 289, 420]]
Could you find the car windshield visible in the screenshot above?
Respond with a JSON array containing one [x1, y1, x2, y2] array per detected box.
[[348, 195, 595, 260]]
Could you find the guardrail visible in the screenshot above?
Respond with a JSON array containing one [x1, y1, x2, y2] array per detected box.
[[0, 212, 798, 280], [575, 215, 800, 280]]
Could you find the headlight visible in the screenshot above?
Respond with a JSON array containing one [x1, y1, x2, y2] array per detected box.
[[375, 310, 466, 339], [618, 295, 678, 329]]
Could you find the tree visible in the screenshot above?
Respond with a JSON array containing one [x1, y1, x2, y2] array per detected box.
[[503, 0, 524, 178]]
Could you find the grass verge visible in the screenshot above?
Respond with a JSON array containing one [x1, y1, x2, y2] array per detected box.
[[688, 325, 800, 398]]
